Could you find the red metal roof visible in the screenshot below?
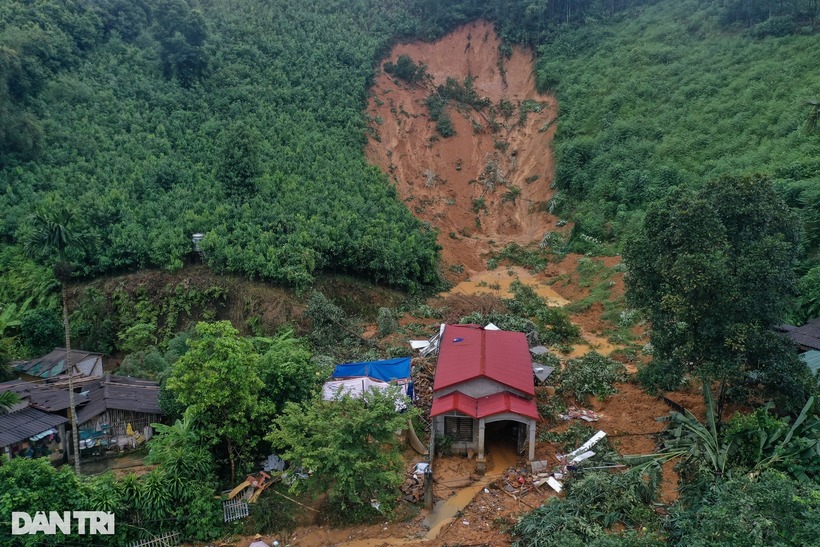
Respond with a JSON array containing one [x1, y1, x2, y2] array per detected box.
[[430, 391, 539, 420], [433, 325, 535, 395], [431, 391, 476, 417], [477, 392, 539, 419]]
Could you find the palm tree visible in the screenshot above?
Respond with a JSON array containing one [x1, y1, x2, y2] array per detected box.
[[25, 205, 88, 474], [0, 390, 20, 413]]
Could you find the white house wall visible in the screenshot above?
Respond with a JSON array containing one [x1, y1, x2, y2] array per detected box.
[[436, 377, 529, 399]]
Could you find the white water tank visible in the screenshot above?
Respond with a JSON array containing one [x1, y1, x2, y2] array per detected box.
[[191, 233, 205, 253]]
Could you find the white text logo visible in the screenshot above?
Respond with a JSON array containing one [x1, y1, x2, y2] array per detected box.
[[11, 511, 115, 535]]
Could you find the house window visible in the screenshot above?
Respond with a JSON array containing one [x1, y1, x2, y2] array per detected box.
[[444, 416, 473, 442]]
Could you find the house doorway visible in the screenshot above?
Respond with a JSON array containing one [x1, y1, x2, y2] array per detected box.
[[483, 420, 522, 472]]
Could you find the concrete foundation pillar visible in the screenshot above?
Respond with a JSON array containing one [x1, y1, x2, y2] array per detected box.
[[476, 418, 486, 475], [528, 419, 536, 461], [477, 418, 485, 459]]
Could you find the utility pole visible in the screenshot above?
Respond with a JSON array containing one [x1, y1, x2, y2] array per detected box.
[[63, 288, 80, 474]]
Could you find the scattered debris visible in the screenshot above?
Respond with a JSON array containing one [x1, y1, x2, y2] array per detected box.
[[529, 345, 550, 356], [401, 465, 428, 503], [546, 477, 563, 493], [420, 324, 445, 357], [532, 364, 555, 383], [559, 407, 600, 422], [530, 460, 549, 473], [263, 453, 285, 472], [413, 462, 430, 476]]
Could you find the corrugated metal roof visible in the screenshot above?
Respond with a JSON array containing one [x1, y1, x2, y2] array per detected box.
[[0, 407, 67, 447], [434, 325, 535, 395], [431, 390, 539, 420], [800, 350, 820, 378], [431, 392, 477, 417], [0, 380, 88, 412], [778, 318, 820, 351], [76, 376, 162, 425], [0, 380, 36, 395], [478, 392, 539, 419], [13, 348, 102, 379]]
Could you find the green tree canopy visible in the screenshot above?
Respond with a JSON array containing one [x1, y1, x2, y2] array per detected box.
[[268, 387, 414, 523], [255, 329, 327, 414], [215, 122, 261, 197], [165, 320, 263, 482], [624, 175, 811, 408]]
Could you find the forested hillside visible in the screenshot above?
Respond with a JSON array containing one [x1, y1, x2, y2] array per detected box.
[[413, 0, 819, 319], [1, 0, 818, 308], [537, 0, 819, 261], [1, 2, 819, 546], [0, 0, 445, 293]]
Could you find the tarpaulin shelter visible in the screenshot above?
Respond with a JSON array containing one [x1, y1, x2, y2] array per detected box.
[[322, 377, 412, 410], [324, 357, 414, 410], [331, 357, 411, 382]]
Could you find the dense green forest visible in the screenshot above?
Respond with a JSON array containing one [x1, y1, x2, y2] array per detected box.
[[538, 0, 820, 260], [0, 0, 448, 294]]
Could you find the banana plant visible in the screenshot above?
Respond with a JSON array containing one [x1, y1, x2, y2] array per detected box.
[[0, 298, 32, 338], [753, 396, 819, 482], [0, 391, 21, 413], [661, 381, 734, 476]]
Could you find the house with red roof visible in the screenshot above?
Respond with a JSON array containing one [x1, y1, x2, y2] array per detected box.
[[430, 324, 539, 470]]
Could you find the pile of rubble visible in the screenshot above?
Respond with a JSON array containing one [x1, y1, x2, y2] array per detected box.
[[524, 430, 610, 495], [411, 357, 436, 416], [400, 463, 429, 503]]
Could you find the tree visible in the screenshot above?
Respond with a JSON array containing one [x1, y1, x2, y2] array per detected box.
[[19, 307, 63, 356], [24, 204, 89, 474], [143, 416, 222, 540], [165, 321, 263, 483], [624, 175, 805, 414], [666, 470, 820, 546], [215, 122, 262, 197], [805, 99, 819, 134], [256, 329, 326, 414], [268, 387, 414, 523], [0, 457, 112, 546]]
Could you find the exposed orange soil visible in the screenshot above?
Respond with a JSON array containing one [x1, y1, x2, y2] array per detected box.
[[365, 20, 565, 279], [446, 266, 569, 305]]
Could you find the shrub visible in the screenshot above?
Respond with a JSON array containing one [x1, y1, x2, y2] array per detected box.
[[19, 307, 63, 356], [383, 54, 426, 84], [117, 347, 170, 380], [376, 307, 398, 338], [248, 484, 299, 534], [558, 352, 628, 401], [667, 470, 820, 546], [268, 388, 416, 524], [511, 466, 662, 546], [502, 185, 521, 204], [636, 359, 686, 394]]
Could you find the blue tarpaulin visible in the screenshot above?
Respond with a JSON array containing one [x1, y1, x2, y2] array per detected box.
[[331, 357, 411, 382]]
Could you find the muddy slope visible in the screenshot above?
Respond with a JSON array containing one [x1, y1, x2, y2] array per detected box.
[[365, 21, 560, 277]]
